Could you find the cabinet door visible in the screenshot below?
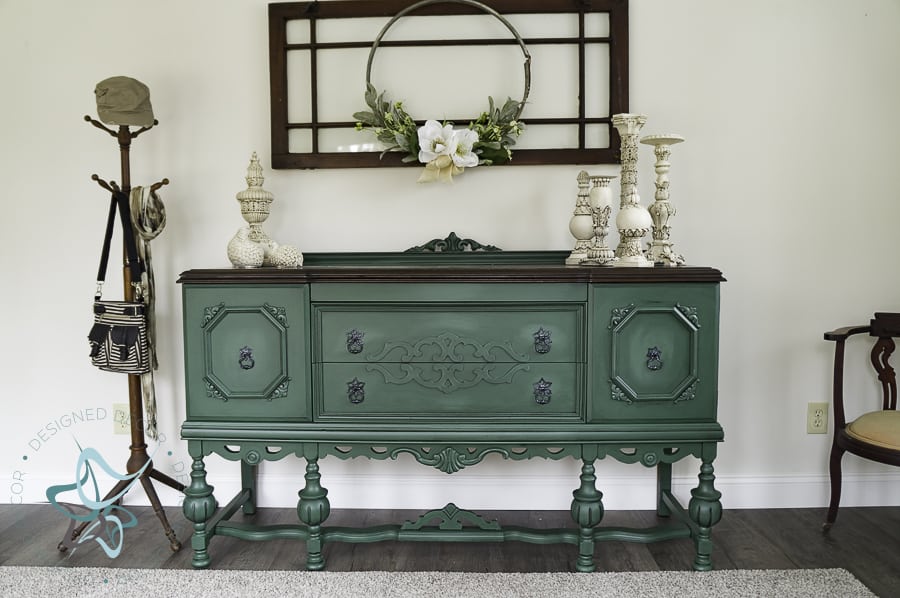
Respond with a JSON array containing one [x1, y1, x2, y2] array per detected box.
[[182, 285, 310, 421], [590, 283, 719, 422]]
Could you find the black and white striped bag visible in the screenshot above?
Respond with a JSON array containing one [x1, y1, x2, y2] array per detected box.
[[88, 190, 151, 374], [88, 300, 151, 374]]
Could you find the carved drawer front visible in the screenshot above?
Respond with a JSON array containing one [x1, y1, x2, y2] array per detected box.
[[590, 283, 719, 422], [314, 303, 584, 420], [182, 285, 310, 421], [319, 363, 579, 418], [316, 305, 583, 364]]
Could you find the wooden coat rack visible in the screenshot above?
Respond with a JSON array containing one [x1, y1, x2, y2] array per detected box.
[[59, 116, 184, 553]]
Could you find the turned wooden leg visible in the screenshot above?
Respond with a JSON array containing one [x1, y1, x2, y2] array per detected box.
[[570, 459, 604, 572], [181, 455, 217, 569], [688, 450, 722, 572], [241, 460, 258, 516], [824, 442, 845, 532], [297, 458, 330, 571], [656, 454, 673, 517]]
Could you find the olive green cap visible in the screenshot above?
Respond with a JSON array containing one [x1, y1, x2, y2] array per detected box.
[[94, 76, 154, 127]]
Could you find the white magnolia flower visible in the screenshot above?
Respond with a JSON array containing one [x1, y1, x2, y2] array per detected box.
[[451, 128, 479, 168], [417, 120, 457, 164]]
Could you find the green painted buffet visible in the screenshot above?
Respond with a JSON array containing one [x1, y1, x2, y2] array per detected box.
[[178, 250, 725, 571]]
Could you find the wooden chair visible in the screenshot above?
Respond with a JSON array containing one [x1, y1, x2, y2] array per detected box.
[[823, 312, 900, 531]]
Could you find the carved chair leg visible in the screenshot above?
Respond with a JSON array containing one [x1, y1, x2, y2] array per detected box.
[[824, 443, 845, 532]]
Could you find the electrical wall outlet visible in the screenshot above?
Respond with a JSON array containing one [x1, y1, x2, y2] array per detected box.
[[807, 402, 829, 434], [113, 403, 131, 435]]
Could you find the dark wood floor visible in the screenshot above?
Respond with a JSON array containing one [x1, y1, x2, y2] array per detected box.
[[0, 505, 897, 597]]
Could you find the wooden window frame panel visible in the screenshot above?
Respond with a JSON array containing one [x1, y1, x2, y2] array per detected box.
[[269, 0, 629, 169]]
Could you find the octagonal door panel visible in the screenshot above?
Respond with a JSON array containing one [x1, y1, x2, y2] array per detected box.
[[590, 283, 719, 422], [182, 285, 310, 421]]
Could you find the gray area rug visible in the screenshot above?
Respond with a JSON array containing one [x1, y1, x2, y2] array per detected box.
[[0, 566, 876, 598]]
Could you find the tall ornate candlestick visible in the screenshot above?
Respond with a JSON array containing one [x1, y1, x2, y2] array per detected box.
[[612, 113, 652, 267], [566, 170, 595, 265], [585, 174, 617, 265], [641, 134, 685, 266]]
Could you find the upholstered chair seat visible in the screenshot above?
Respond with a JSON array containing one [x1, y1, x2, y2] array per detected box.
[[846, 410, 900, 450]]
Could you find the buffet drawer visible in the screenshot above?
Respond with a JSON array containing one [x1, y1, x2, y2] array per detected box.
[[315, 304, 584, 364], [317, 362, 581, 419]]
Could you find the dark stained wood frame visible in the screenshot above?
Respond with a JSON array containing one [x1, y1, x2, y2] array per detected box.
[[823, 312, 900, 531], [268, 0, 629, 169]]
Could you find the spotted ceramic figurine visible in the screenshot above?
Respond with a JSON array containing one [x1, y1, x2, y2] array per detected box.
[[272, 244, 303, 268], [227, 226, 264, 268]]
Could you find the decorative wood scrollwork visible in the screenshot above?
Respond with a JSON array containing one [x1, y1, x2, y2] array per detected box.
[[676, 303, 700, 328], [390, 446, 510, 474], [263, 303, 289, 327], [366, 331, 530, 364], [366, 362, 531, 395], [405, 232, 501, 253], [202, 303, 225, 328], [401, 503, 500, 531], [609, 304, 635, 329]]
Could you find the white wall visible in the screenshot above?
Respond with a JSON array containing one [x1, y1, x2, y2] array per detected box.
[[2, 0, 899, 513]]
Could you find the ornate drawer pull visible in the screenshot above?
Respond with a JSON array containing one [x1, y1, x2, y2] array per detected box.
[[347, 329, 365, 354], [238, 346, 255, 370], [646, 346, 663, 371], [533, 378, 552, 405], [533, 327, 552, 354], [347, 378, 366, 404]]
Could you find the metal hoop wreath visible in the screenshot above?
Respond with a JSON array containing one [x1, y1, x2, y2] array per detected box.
[[365, 0, 532, 121]]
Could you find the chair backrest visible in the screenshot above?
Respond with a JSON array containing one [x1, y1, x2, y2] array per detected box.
[[869, 312, 899, 411]]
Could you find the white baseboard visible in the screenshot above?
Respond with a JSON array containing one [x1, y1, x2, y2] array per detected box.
[[224, 471, 900, 511], [11, 471, 898, 511]]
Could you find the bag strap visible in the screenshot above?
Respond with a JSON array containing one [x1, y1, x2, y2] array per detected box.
[[95, 190, 144, 301]]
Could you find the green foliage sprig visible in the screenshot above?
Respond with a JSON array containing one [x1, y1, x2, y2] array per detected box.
[[353, 83, 525, 166]]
